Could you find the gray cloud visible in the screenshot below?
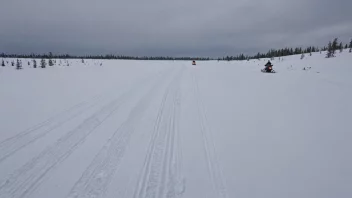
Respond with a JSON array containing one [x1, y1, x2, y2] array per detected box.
[[0, 0, 351, 57]]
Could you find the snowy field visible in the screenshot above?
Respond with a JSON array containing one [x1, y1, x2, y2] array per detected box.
[[0, 51, 351, 198]]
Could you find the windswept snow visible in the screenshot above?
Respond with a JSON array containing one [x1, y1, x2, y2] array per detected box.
[[0, 51, 351, 198]]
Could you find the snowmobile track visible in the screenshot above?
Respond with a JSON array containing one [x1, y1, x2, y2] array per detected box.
[[192, 71, 228, 198], [133, 68, 184, 198], [0, 95, 104, 163], [66, 67, 180, 198], [0, 70, 167, 198]]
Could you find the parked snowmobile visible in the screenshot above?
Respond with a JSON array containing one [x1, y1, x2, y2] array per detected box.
[[261, 61, 276, 73]]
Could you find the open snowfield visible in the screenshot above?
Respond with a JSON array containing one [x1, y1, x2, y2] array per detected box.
[[0, 51, 351, 198]]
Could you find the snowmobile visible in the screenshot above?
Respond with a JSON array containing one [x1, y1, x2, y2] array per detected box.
[[192, 60, 196, 65], [261, 66, 276, 73], [261, 61, 276, 73]]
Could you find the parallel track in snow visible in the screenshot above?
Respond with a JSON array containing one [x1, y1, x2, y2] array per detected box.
[[133, 68, 184, 198], [66, 67, 180, 198], [0, 94, 104, 163], [192, 71, 228, 198], [0, 70, 168, 198]]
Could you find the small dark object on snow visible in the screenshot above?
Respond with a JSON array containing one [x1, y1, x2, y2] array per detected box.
[[261, 61, 275, 73], [192, 60, 196, 65]]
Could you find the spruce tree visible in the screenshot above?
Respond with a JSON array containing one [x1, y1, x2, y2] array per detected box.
[[326, 41, 333, 58], [49, 59, 54, 66], [349, 39, 352, 53], [11, 61, 14, 66], [301, 53, 305, 59], [16, 59, 22, 70], [332, 38, 338, 54], [41, 59, 46, 68], [1, 59, 5, 66], [33, 60, 37, 68], [48, 52, 54, 66], [339, 42, 343, 52]]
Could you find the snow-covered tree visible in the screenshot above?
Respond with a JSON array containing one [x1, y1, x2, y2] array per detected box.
[[301, 53, 305, 59], [48, 52, 54, 66], [28, 61, 30, 66], [49, 59, 54, 66], [1, 59, 5, 66], [332, 38, 339, 53], [326, 41, 333, 58], [33, 60, 37, 68], [339, 42, 343, 53], [326, 38, 339, 58], [41, 59, 46, 68], [16, 59, 22, 70], [11, 61, 14, 66]]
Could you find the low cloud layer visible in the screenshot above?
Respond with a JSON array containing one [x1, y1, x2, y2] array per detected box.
[[1, 0, 351, 57]]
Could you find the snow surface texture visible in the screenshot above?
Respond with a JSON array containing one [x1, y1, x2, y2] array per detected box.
[[0, 51, 351, 198]]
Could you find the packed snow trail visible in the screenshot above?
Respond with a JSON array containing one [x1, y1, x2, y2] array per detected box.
[[0, 66, 173, 198], [67, 67, 182, 198], [0, 94, 104, 163], [133, 68, 184, 198], [191, 70, 228, 198], [0, 53, 352, 198]]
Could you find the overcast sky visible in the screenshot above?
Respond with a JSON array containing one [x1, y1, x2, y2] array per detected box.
[[0, 0, 351, 57]]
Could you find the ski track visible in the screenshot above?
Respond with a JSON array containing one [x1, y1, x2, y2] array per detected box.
[[66, 67, 180, 198], [0, 70, 168, 198], [0, 94, 105, 163], [133, 68, 184, 198], [192, 70, 229, 198]]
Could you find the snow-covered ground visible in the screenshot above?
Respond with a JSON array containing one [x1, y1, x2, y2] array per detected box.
[[0, 51, 351, 198]]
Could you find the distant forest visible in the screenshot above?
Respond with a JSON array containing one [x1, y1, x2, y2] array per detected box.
[[1, 38, 351, 61]]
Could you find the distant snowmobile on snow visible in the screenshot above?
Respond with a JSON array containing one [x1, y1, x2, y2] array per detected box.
[[261, 61, 276, 73], [192, 60, 196, 65]]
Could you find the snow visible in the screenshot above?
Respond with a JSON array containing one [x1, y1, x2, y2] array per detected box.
[[0, 51, 351, 198]]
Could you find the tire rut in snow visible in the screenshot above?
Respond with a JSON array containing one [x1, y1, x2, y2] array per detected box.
[[133, 68, 184, 198], [0, 70, 166, 198], [66, 67, 180, 198], [192, 71, 228, 198], [0, 95, 105, 163]]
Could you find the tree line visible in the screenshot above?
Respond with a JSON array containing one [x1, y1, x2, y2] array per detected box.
[[1, 38, 351, 62], [1, 58, 71, 69], [0, 53, 211, 61], [221, 38, 352, 61]]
